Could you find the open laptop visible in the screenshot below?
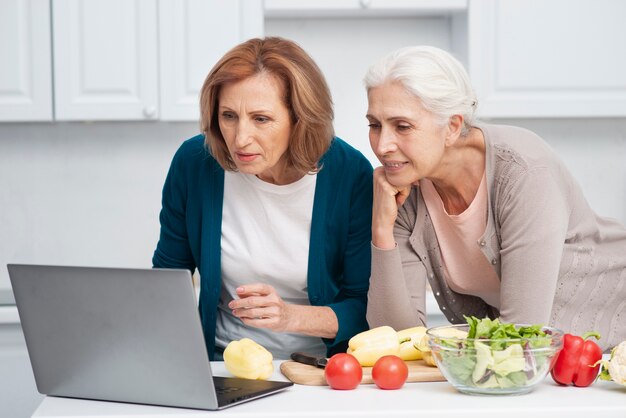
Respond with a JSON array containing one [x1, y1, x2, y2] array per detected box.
[[8, 264, 293, 410]]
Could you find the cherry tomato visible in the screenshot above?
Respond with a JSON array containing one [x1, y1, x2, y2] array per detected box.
[[324, 353, 363, 390], [372, 355, 408, 390]]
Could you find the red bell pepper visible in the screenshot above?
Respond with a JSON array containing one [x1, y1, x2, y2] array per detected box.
[[550, 331, 602, 387]]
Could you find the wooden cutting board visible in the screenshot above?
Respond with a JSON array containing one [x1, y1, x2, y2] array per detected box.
[[280, 360, 445, 386]]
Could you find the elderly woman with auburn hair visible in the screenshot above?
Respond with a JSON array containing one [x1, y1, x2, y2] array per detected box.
[[153, 37, 372, 360]]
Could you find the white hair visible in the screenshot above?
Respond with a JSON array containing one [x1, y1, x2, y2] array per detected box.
[[364, 46, 477, 136]]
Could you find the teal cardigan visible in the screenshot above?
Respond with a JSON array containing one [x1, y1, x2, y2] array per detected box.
[[153, 135, 373, 359]]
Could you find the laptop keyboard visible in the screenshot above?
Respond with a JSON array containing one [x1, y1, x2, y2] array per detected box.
[[215, 386, 241, 395]]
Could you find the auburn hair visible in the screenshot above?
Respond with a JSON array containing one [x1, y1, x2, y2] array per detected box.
[[199, 37, 334, 173]]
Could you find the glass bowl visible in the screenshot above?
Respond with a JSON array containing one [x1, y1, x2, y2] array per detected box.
[[427, 324, 564, 395]]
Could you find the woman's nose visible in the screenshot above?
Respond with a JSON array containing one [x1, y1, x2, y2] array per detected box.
[[374, 127, 397, 155], [234, 120, 253, 148]]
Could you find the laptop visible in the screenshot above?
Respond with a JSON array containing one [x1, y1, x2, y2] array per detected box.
[[8, 264, 293, 410]]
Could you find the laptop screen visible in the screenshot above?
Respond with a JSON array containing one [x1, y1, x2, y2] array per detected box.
[[9, 264, 292, 410]]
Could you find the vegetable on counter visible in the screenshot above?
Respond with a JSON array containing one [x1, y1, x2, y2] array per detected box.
[[415, 326, 467, 367], [372, 355, 409, 390], [433, 316, 555, 390], [223, 338, 274, 380], [597, 340, 626, 387], [550, 332, 602, 387], [325, 353, 362, 390], [347, 326, 400, 366], [397, 326, 427, 361], [348, 325, 435, 366]]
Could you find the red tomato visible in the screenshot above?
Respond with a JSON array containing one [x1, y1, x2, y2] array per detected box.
[[372, 355, 409, 390], [324, 353, 363, 390]]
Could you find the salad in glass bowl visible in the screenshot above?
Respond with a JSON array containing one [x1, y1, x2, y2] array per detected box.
[[426, 316, 564, 395]]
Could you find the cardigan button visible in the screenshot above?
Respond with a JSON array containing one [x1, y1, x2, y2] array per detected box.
[[491, 259, 497, 265]]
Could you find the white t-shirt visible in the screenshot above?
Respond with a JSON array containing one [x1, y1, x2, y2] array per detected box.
[[215, 171, 326, 360]]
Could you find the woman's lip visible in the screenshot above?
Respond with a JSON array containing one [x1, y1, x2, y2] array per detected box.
[[235, 152, 259, 162], [382, 161, 408, 172]]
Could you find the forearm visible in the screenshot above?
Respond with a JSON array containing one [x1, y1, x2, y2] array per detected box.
[[499, 237, 565, 325], [367, 244, 426, 330], [372, 224, 396, 249], [371, 167, 410, 250], [285, 304, 338, 339]]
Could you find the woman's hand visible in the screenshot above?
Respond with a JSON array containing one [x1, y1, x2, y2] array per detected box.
[[228, 283, 296, 332], [228, 283, 338, 338], [372, 167, 411, 249]]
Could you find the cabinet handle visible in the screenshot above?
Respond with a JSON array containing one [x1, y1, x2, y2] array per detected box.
[[143, 106, 157, 119]]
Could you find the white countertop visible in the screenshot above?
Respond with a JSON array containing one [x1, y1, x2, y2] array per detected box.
[[32, 361, 626, 418]]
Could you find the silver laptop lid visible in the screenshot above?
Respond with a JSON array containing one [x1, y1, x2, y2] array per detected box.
[[9, 265, 220, 410]]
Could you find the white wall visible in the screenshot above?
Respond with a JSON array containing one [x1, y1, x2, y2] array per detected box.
[[1, 16, 625, 292], [266, 16, 454, 165], [265, 16, 626, 222], [0, 122, 196, 291]]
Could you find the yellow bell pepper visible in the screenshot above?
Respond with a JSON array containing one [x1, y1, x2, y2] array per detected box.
[[414, 327, 469, 367], [397, 326, 427, 361], [347, 326, 400, 366], [223, 338, 274, 380], [413, 334, 437, 366]]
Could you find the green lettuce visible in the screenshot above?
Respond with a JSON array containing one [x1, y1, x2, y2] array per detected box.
[[443, 317, 551, 389]]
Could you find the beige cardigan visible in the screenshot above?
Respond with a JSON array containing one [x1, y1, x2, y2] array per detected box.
[[367, 123, 626, 351]]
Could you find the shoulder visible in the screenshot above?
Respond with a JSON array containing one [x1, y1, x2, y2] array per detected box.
[[481, 123, 575, 204], [480, 123, 570, 189], [171, 134, 219, 170], [174, 134, 210, 160], [480, 123, 557, 167], [320, 137, 373, 175]]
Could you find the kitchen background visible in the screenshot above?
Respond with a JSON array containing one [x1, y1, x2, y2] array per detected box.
[[2, 1, 626, 417]]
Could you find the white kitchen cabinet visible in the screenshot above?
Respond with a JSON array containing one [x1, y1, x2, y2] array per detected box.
[[264, 0, 467, 18], [2, 0, 262, 122], [468, 0, 626, 118], [6, 1, 624, 122], [158, 0, 263, 121], [52, 0, 263, 122], [52, 0, 159, 121], [0, 0, 52, 122]]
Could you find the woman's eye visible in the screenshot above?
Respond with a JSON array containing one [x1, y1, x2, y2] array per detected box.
[[368, 123, 381, 130], [221, 112, 235, 120], [254, 116, 269, 123], [397, 125, 411, 131]]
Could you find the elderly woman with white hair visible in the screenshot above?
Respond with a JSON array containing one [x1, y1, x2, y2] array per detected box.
[[364, 45, 626, 351]]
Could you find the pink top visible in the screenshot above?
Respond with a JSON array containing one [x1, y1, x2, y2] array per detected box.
[[420, 174, 501, 308]]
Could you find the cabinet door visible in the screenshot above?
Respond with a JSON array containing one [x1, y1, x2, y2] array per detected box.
[[0, 0, 52, 122], [264, 0, 467, 17], [468, 0, 626, 118], [158, 0, 263, 121], [52, 0, 159, 121]]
